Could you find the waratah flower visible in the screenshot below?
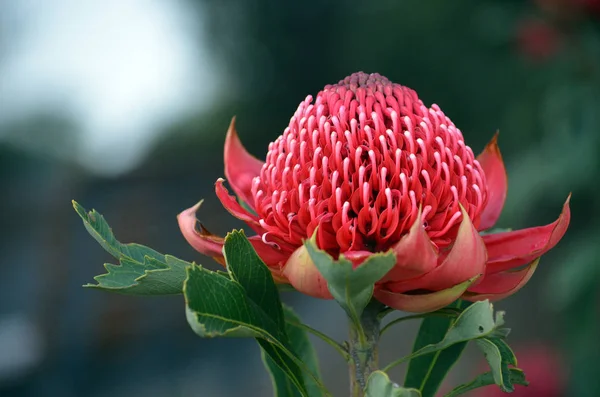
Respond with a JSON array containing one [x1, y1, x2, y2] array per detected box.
[[178, 72, 570, 312]]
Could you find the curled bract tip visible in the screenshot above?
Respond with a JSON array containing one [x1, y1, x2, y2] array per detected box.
[[223, 118, 264, 208], [177, 201, 226, 262]]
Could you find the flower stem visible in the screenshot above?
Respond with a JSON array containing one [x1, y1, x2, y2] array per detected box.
[[285, 319, 351, 361], [348, 301, 383, 397], [379, 308, 460, 336]]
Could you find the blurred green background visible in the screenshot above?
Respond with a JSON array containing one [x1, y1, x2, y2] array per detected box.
[[1, 1, 598, 396]]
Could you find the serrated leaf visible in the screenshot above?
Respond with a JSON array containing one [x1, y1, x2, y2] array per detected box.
[[489, 327, 511, 339], [475, 337, 518, 392], [365, 371, 421, 397], [259, 340, 311, 396], [384, 301, 505, 372], [184, 264, 309, 394], [443, 368, 528, 396], [262, 305, 322, 397], [184, 232, 330, 397], [304, 234, 396, 327], [223, 230, 285, 331], [487, 337, 517, 366], [74, 201, 187, 295], [184, 265, 274, 337], [404, 300, 471, 397], [223, 231, 322, 396]]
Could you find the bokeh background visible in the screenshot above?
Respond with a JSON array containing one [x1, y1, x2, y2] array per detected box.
[[1, 1, 598, 396]]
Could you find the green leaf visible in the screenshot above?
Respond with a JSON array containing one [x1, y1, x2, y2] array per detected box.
[[184, 264, 309, 394], [258, 341, 312, 396], [184, 231, 330, 397], [404, 300, 470, 397], [444, 368, 528, 396], [74, 201, 187, 295], [184, 264, 277, 338], [365, 371, 422, 397], [487, 337, 517, 366], [475, 337, 518, 392], [223, 230, 285, 331], [384, 300, 505, 372], [304, 234, 396, 328], [262, 305, 322, 397]]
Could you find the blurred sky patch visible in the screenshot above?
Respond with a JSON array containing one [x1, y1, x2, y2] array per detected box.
[[0, 0, 223, 175]]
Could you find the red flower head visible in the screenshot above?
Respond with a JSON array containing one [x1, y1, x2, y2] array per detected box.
[[179, 72, 570, 312]]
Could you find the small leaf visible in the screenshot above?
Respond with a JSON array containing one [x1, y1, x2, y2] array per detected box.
[[224, 230, 285, 331], [489, 327, 511, 339], [74, 201, 187, 295], [475, 337, 518, 392], [404, 300, 471, 397], [304, 234, 396, 327], [365, 371, 422, 397], [384, 300, 505, 372], [259, 341, 312, 396], [184, 232, 330, 397], [184, 264, 309, 394], [262, 305, 322, 397], [184, 265, 278, 338], [444, 368, 528, 396], [488, 337, 517, 366]]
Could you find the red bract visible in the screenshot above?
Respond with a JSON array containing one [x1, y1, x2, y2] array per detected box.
[[179, 72, 570, 312]]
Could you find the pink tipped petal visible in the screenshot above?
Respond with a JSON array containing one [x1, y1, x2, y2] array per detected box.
[[383, 209, 438, 283], [215, 178, 264, 233], [483, 195, 571, 273], [388, 206, 486, 293], [463, 258, 539, 302], [177, 201, 225, 262], [282, 245, 333, 299], [375, 276, 479, 313], [224, 117, 264, 209], [477, 133, 508, 231]]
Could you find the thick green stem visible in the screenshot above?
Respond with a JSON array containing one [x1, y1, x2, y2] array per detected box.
[[349, 301, 383, 397]]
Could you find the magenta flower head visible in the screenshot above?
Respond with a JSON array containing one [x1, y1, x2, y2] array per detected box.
[[179, 72, 570, 312]]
